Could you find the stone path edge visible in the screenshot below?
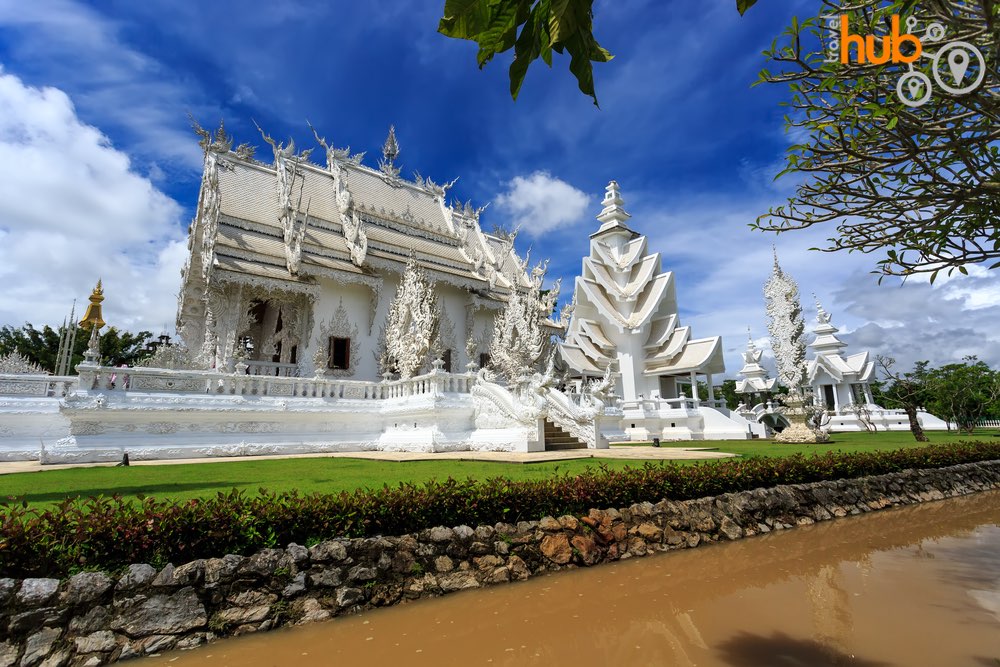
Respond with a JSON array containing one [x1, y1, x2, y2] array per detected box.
[[1, 459, 998, 666]]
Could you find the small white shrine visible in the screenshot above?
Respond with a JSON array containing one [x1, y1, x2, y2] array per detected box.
[[806, 299, 875, 412], [735, 331, 777, 399], [559, 182, 749, 441]]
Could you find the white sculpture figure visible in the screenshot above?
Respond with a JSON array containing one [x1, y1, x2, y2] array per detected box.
[[380, 258, 440, 379], [487, 258, 553, 384], [558, 181, 745, 442], [765, 251, 827, 443]]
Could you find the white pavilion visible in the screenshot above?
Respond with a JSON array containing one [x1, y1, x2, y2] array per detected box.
[[559, 182, 749, 441]]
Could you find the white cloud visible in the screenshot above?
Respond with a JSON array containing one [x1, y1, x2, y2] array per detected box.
[[0, 0, 207, 171], [494, 171, 590, 237], [0, 69, 187, 335]]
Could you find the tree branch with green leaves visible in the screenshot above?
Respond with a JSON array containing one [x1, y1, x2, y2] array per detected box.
[[754, 0, 999, 280]]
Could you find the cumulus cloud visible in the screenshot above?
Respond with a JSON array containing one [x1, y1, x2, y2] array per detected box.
[[494, 171, 590, 237], [0, 69, 187, 334]]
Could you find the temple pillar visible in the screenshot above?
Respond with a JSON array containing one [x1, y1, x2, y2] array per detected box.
[[689, 371, 699, 407], [707, 374, 715, 403]]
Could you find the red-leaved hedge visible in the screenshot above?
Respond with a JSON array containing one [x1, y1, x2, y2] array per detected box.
[[2, 441, 999, 578]]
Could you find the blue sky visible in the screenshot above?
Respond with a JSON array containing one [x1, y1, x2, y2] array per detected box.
[[0, 0, 997, 376]]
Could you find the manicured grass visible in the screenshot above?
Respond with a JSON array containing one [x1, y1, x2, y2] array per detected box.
[[615, 429, 994, 457], [2, 429, 993, 509], [1, 457, 649, 509]]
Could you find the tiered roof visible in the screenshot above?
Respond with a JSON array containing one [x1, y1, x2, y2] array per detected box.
[[185, 123, 529, 299], [805, 299, 875, 384], [559, 181, 725, 377], [736, 330, 777, 394]]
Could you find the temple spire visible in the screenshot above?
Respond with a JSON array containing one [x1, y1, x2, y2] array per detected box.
[[809, 295, 846, 356], [595, 180, 632, 231], [379, 125, 401, 178]]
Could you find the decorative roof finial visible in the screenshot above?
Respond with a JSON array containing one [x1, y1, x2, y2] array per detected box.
[[813, 294, 832, 324], [79, 280, 106, 330], [746, 326, 756, 350], [596, 180, 631, 228], [379, 125, 401, 179]]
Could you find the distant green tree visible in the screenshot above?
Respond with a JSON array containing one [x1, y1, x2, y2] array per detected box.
[[0, 323, 154, 373], [718, 379, 741, 408], [925, 357, 1000, 433]]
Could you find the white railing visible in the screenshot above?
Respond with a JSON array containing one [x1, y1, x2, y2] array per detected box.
[[976, 418, 1000, 428], [0, 373, 79, 398], [75, 364, 476, 400], [243, 360, 299, 377], [621, 396, 699, 411]]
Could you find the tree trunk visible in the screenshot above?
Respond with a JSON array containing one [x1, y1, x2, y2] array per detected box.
[[905, 406, 928, 442]]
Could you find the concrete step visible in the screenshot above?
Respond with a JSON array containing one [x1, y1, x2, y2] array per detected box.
[[543, 419, 587, 450]]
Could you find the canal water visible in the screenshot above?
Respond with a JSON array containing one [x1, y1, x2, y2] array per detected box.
[[144, 491, 1000, 666]]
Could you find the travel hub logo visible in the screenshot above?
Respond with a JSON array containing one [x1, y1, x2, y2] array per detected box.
[[822, 12, 987, 107]]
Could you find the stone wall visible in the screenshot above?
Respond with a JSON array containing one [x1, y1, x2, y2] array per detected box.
[[2, 460, 999, 666]]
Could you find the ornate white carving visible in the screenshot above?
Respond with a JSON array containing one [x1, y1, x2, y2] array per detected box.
[[255, 121, 314, 275], [764, 250, 807, 393], [379, 125, 401, 180], [137, 345, 201, 371], [0, 351, 44, 375], [380, 258, 440, 379], [313, 297, 360, 378], [487, 257, 552, 382], [333, 162, 368, 267]]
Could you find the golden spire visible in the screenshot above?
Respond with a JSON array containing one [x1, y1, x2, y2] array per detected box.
[[79, 279, 106, 330]]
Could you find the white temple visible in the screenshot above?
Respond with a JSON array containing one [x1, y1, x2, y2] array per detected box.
[[736, 258, 950, 434], [559, 182, 749, 441], [806, 299, 875, 412], [735, 330, 777, 398], [176, 122, 536, 381]]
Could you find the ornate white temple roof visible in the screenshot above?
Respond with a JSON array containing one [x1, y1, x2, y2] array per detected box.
[[187, 123, 530, 299], [559, 181, 725, 379], [805, 300, 874, 384]]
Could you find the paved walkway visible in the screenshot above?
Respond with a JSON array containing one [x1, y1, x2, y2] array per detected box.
[[0, 446, 736, 475]]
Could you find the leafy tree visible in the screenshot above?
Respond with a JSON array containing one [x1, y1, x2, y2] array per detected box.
[[925, 356, 1000, 433], [875, 356, 933, 441], [0, 323, 154, 373], [437, 0, 763, 105], [754, 0, 999, 278], [438, 0, 613, 105]]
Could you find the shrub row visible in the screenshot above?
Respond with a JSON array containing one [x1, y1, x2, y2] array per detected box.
[[2, 441, 999, 578]]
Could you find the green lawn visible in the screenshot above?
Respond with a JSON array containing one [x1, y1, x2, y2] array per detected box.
[[2, 429, 994, 509]]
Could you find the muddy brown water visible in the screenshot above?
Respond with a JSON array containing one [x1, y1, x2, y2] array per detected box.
[[142, 491, 1000, 667]]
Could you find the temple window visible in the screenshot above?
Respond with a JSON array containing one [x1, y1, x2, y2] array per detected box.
[[328, 337, 351, 370], [479, 352, 490, 369], [442, 349, 452, 372]]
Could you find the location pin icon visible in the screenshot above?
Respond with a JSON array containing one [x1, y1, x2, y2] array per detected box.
[[908, 76, 923, 99], [948, 48, 969, 83]]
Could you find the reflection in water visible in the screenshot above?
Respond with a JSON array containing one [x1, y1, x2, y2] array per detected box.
[[142, 491, 1000, 667], [715, 631, 889, 667]]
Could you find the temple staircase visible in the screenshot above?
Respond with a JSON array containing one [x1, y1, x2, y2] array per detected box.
[[543, 419, 587, 451]]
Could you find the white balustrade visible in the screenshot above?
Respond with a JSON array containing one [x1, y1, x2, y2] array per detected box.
[[0, 373, 78, 398], [59, 364, 479, 401]]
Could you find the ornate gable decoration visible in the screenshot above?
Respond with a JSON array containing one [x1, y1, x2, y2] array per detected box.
[[313, 297, 360, 377], [333, 164, 368, 267], [379, 125, 401, 181], [255, 122, 315, 276], [0, 351, 45, 375]]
